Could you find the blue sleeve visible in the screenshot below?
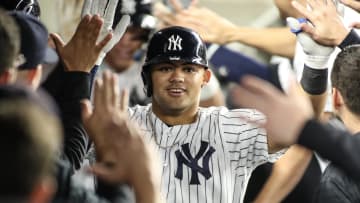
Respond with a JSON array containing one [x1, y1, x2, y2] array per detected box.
[[208, 45, 271, 83], [208, 45, 282, 90]]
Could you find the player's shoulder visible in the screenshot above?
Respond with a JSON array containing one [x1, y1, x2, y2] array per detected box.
[[128, 104, 151, 117]]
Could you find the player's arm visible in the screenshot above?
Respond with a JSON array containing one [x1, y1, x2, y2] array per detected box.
[[155, 1, 296, 58], [254, 145, 312, 203]]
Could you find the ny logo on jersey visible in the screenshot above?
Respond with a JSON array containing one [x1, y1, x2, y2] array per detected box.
[[167, 35, 183, 51], [175, 141, 215, 185]]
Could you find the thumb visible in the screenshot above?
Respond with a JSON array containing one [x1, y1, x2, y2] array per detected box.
[[81, 99, 93, 124], [91, 163, 123, 184], [286, 17, 305, 34], [50, 33, 65, 54]]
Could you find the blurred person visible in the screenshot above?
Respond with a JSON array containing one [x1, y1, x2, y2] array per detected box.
[[0, 8, 21, 84], [0, 87, 62, 203], [10, 12, 57, 90]]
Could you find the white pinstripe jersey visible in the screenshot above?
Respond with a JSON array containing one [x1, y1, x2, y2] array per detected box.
[[129, 104, 279, 203]]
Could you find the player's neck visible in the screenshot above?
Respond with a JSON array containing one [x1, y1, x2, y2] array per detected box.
[[151, 105, 199, 126]]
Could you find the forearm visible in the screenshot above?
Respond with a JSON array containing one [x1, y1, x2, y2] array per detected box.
[[42, 63, 91, 170], [223, 27, 296, 58], [254, 145, 312, 203], [132, 169, 162, 203]]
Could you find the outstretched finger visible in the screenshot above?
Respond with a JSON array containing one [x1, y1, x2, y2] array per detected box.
[[81, 99, 93, 129], [90, 163, 123, 184], [81, 0, 92, 18], [90, 0, 100, 14], [120, 89, 129, 112], [93, 78, 104, 114], [170, 0, 184, 12], [97, 32, 113, 52], [291, 1, 313, 22], [111, 15, 131, 43], [98, 0, 107, 16], [188, 0, 199, 8], [111, 74, 120, 108], [104, 0, 119, 26]]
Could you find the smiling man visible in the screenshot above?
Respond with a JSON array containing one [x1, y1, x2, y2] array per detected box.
[[124, 26, 285, 203]]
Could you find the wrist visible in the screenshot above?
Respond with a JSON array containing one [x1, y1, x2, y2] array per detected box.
[[334, 26, 351, 46], [304, 54, 330, 69], [222, 25, 241, 44]]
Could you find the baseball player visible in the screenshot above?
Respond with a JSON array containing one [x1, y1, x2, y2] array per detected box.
[[98, 0, 224, 107], [125, 26, 284, 203]]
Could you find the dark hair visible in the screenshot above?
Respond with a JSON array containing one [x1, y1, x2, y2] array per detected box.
[[0, 99, 61, 197], [331, 45, 360, 115], [0, 8, 20, 73]]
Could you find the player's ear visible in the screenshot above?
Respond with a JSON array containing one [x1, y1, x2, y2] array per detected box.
[[203, 68, 211, 84]]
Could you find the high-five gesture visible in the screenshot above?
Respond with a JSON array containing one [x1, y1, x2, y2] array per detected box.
[[82, 71, 162, 203], [81, 0, 130, 65]]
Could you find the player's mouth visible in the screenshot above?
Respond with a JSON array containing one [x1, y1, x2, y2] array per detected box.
[[167, 88, 186, 97]]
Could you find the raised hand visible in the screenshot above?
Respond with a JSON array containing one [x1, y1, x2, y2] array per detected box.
[[154, 0, 237, 44], [290, 0, 349, 47], [230, 75, 314, 148], [82, 71, 161, 195], [287, 15, 335, 69], [51, 15, 112, 72], [81, 0, 130, 65]]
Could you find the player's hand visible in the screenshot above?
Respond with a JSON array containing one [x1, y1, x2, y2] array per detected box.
[[287, 16, 335, 69], [51, 15, 112, 72], [81, 0, 130, 65], [230, 75, 314, 148], [82, 71, 160, 188], [290, 0, 349, 47], [154, 0, 237, 44]]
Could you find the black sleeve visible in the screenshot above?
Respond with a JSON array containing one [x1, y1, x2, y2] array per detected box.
[[300, 64, 328, 95], [298, 119, 360, 180], [338, 29, 360, 50], [42, 63, 90, 171]]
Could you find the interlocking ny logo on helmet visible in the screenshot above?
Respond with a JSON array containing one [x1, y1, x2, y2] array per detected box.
[[168, 35, 183, 51], [141, 26, 208, 97]]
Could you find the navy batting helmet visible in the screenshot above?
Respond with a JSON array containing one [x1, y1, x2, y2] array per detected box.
[[141, 26, 208, 97]]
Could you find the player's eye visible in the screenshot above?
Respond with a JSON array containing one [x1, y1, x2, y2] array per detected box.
[[156, 66, 174, 72], [183, 66, 197, 73]]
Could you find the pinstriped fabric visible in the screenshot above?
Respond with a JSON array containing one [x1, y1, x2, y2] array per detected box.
[[128, 104, 277, 203]]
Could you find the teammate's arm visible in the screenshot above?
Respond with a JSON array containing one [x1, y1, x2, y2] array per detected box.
[[254, 145, 312, 203], [155, 1, 296, 58]]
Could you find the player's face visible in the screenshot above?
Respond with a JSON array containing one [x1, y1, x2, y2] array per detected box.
[[151, 61, 211, 115], [105, 26, 148, 73]]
